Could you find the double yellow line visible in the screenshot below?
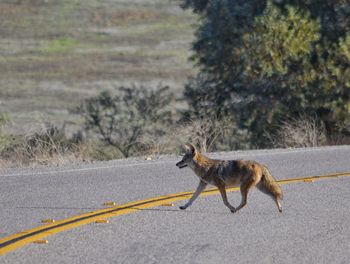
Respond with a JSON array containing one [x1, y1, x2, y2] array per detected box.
[[1, 171, 349, 256]]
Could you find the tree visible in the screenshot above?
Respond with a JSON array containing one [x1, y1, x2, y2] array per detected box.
[[182, 0, 350, 147]]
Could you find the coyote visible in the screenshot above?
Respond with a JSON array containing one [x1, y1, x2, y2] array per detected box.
[[176, 144, 283, 213]]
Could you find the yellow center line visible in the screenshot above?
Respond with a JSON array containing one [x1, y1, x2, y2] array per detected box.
[[1, 171, 349, 256]]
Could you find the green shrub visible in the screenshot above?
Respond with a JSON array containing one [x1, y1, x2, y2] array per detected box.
[[78, 84, 175, 158]]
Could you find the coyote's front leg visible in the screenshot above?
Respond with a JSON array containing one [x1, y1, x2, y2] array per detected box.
[[180, 180, 207, 210], [217, 184, 236, 213]]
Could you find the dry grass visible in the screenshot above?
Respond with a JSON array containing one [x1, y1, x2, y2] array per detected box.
[[270, 117, 328, 148], [2, 124, 62, 166], [173, 117, 230, 152], [137, 115, 243, 155], [0, 123, 85, 167]]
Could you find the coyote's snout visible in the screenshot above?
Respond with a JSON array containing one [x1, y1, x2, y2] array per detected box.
[[176, 144, 283, 213], [176, 152, 193, 168]]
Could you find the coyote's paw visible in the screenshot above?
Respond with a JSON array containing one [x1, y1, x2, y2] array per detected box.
[[179, 205, 187, 210]]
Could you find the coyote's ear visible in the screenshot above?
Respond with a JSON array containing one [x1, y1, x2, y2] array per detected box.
[[184, 143, 196, 155]]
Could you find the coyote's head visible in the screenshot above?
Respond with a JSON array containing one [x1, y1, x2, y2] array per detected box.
[[176, 143, 197, 169]]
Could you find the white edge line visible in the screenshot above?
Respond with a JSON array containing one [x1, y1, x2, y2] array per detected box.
[[0, 161, 168, 178], [0, 146, 348, 178]]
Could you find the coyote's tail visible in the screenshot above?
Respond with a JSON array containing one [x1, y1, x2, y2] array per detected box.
[[257, 165, 283, 212]]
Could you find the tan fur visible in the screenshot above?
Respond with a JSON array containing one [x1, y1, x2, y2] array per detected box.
[[176, 144, 283, 213]]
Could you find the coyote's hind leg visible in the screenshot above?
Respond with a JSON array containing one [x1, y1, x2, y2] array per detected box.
[[235, 178, 257, 213]]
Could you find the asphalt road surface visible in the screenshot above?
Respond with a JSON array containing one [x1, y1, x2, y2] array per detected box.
[[1, 146, 350, 263]]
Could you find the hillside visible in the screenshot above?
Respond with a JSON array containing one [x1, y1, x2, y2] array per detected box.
[[0, 0, 196, 133]]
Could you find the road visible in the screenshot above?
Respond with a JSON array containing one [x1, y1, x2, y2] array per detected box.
[[1, 146, 350, 263]]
